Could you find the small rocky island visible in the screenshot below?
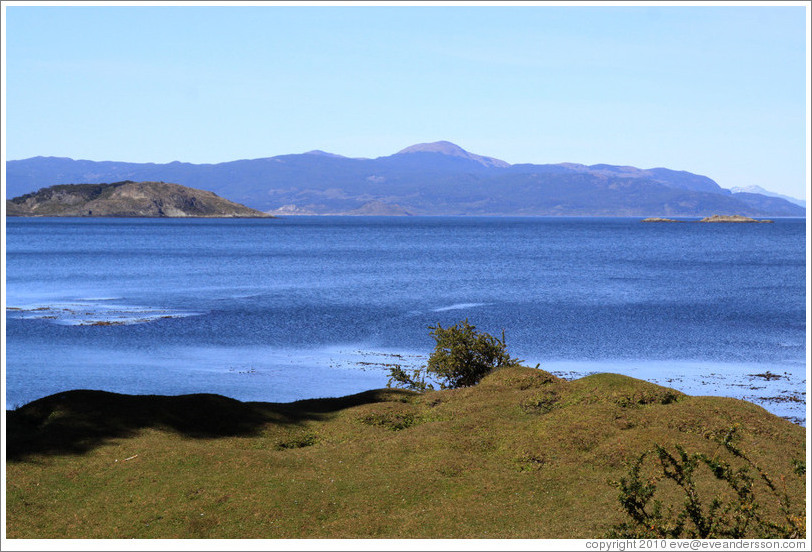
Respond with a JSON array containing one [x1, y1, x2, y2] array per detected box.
[[6, 181, 272, 218], [698, 214, 773, 223], [643, 214, 774, 223]]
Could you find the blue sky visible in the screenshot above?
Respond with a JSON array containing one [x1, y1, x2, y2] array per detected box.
[[3, 3, 809, 198]]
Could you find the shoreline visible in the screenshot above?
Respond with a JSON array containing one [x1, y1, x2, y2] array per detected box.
[[7, 354, 806, 426], [539, 359, 806, 426]]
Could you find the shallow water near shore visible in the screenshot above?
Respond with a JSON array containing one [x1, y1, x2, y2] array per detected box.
[[5, 216, 807, 424]]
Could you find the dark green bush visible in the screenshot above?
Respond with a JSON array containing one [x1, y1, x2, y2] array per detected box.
[[388, 319, 521, 391]]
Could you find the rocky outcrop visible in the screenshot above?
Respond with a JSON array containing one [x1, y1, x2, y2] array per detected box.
[[7, 181, 272, 218], [642, 215, 774, 223], [698, 214, 773, 223]]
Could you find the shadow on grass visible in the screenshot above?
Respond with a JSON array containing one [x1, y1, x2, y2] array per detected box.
[[6, 388, 411, 461]]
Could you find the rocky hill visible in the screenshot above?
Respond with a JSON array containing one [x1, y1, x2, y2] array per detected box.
[[6, 181, 272, 218], [6, 143, 806, 217]]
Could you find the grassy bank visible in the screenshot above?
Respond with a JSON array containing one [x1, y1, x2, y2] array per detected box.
[[5, 366, 806, 539]]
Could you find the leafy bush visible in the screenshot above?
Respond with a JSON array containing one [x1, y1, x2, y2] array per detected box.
[[388, 319, 521, 391], [387, 365, 434, 391], [607, 427, 806, 539]]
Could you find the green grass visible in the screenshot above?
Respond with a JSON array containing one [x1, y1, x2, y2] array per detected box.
[[5, 366, 805, 539]]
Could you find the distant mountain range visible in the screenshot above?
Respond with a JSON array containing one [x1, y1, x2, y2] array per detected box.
[[5, 141, 806, 217], [6, 181, 270, 218]]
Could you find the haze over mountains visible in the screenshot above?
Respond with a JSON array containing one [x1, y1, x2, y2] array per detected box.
[[6, 141, 805, 217], [728, 185, 806, 208]]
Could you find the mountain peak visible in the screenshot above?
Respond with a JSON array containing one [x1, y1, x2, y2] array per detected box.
[[395, 141, 510, 168], [397, 141, 468, 155], [303, 150, 346, 158]]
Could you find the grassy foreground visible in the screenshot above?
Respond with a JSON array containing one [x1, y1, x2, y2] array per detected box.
[[5, 366, 806, 539]]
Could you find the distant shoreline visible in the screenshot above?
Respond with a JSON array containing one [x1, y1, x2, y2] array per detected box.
[[5, 213, 806, 220]]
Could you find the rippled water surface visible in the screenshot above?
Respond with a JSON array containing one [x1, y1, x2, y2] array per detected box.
[[5, 217, 807, 423]]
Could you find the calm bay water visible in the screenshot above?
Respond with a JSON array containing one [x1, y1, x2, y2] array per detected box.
[[4, 217, 807, 423]]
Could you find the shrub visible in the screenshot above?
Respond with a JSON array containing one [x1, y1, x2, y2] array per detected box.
[[388, 319, 521, 391], [607, 427, 806, 539], [387, 365, 434, 391]]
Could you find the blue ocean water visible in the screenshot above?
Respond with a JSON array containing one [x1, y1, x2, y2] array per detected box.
[[4, 217, 807, 422]]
